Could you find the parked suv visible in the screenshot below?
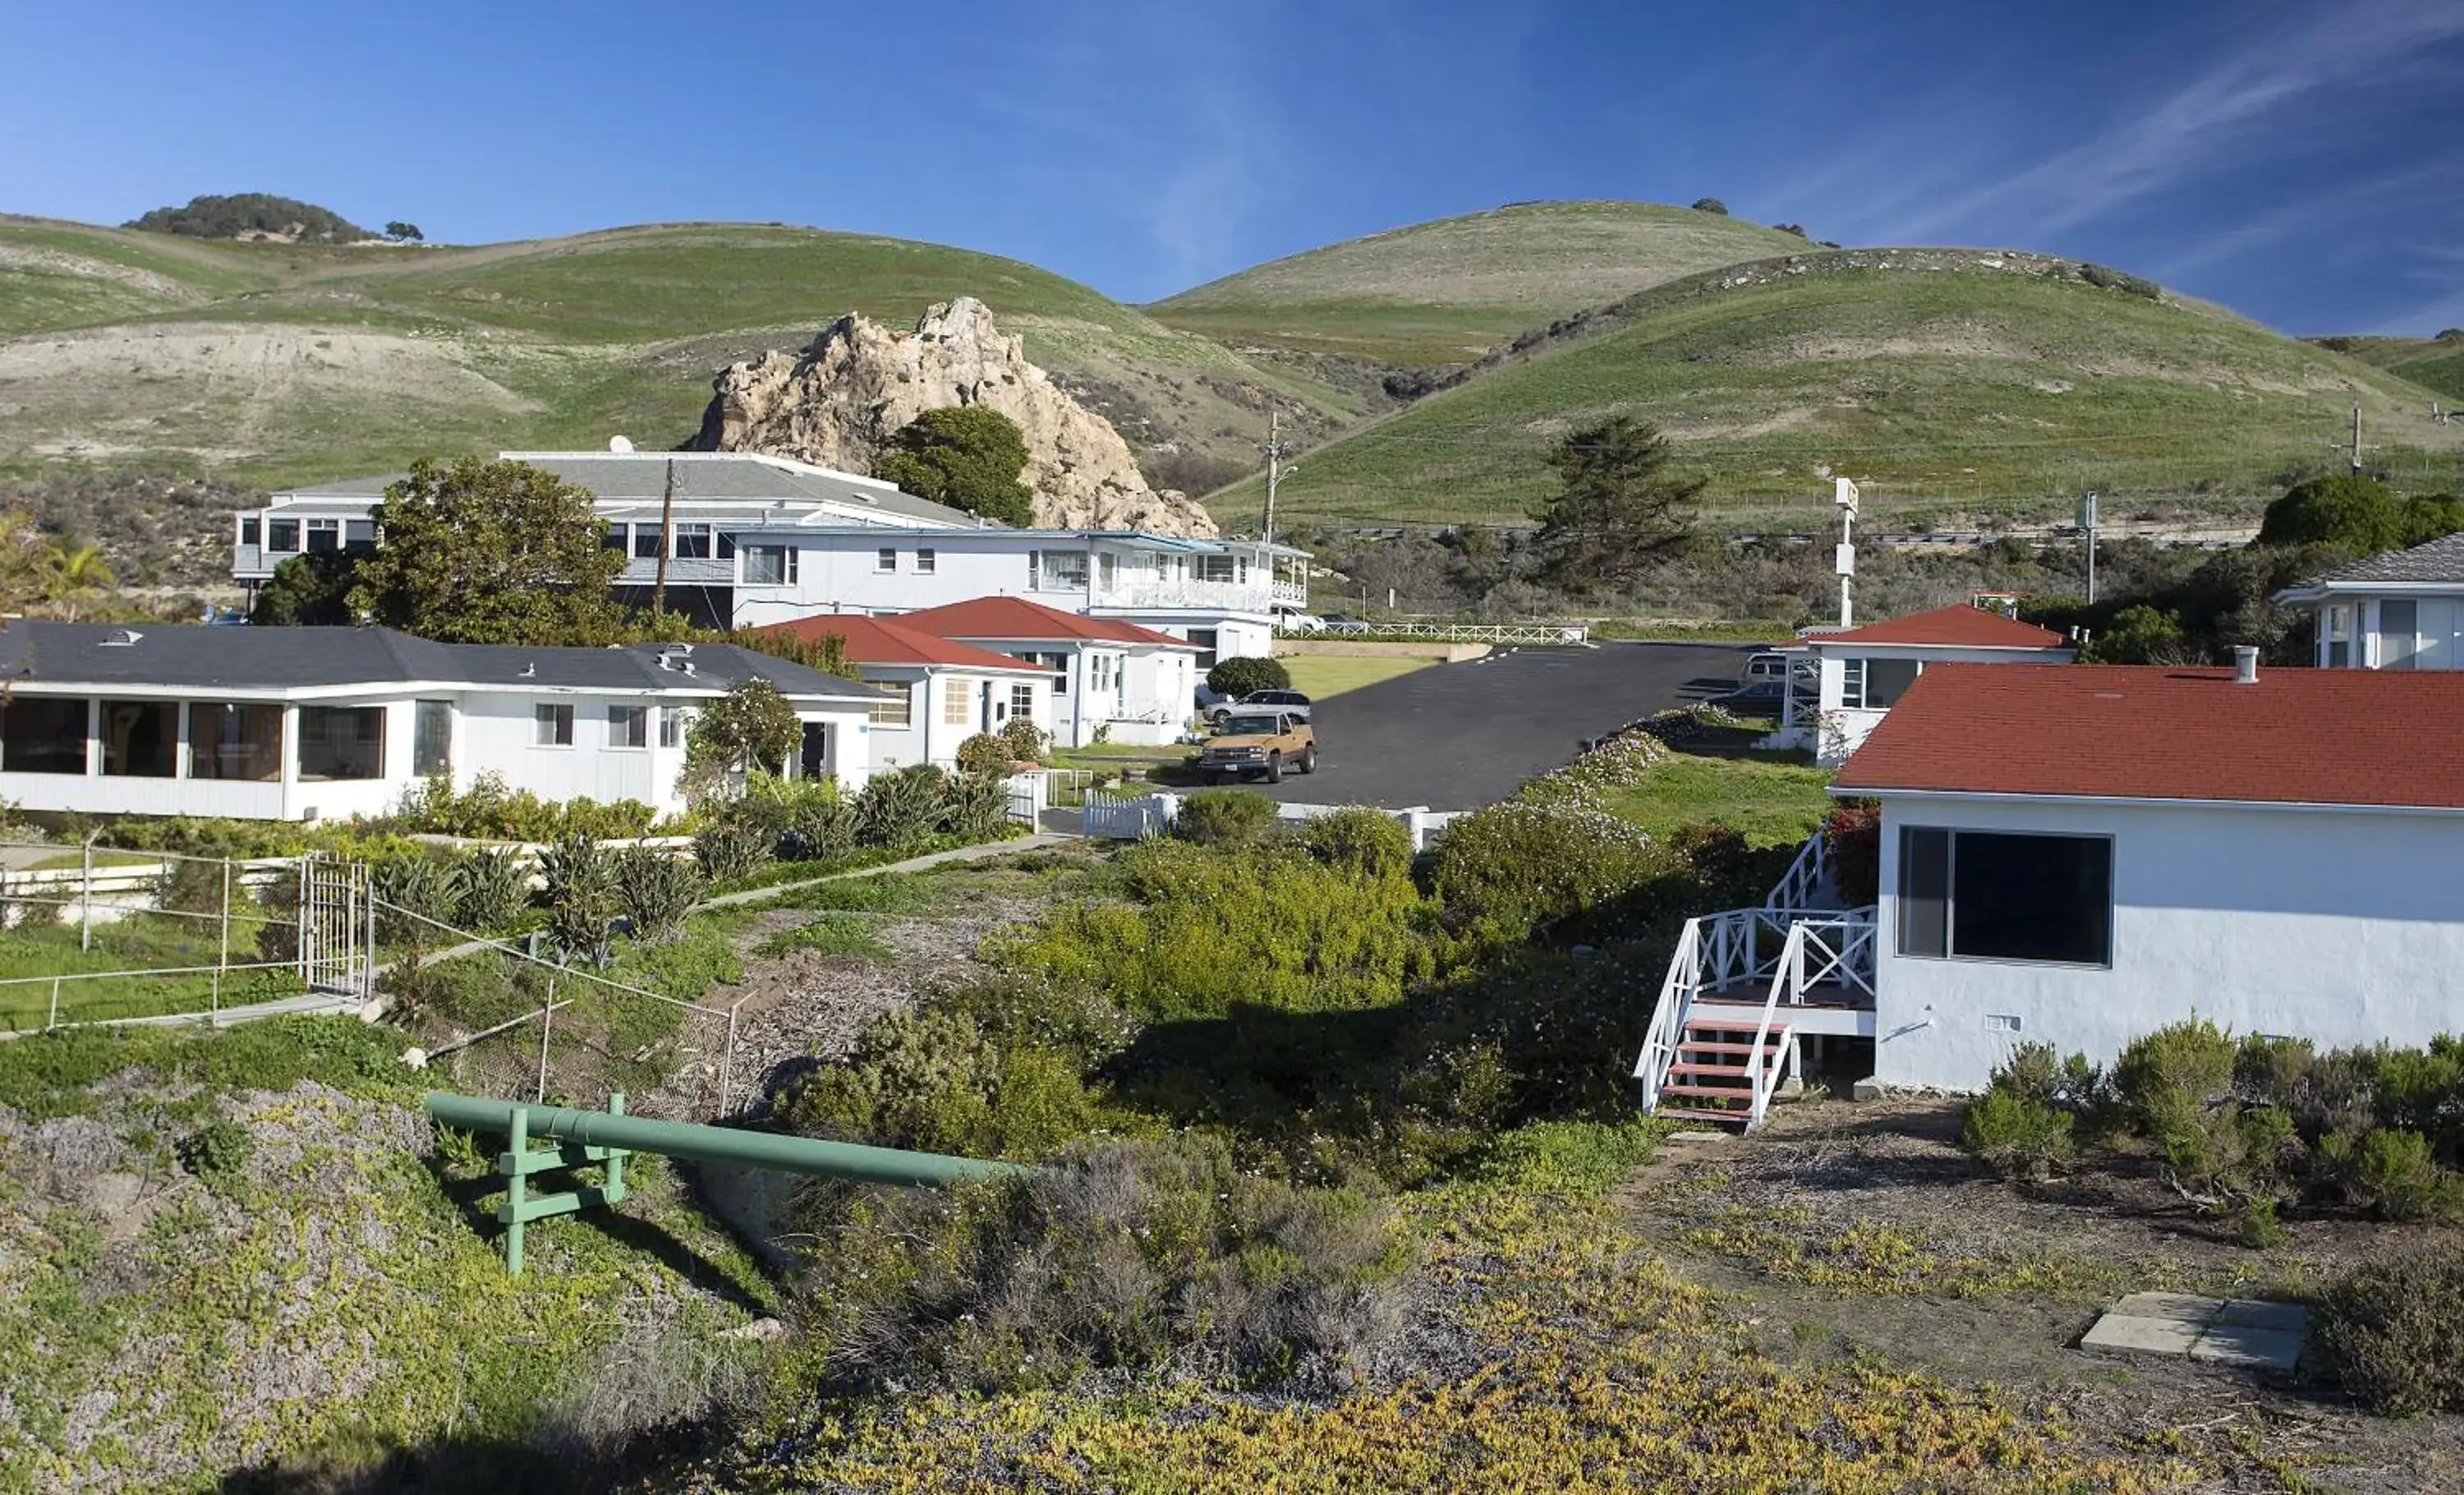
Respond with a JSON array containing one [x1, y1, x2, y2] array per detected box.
[[1199, 710, 1317, 784], [1207, 688, 1312, 728]]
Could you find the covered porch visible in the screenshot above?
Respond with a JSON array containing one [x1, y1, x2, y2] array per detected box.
[[0, 692, 407, 821]]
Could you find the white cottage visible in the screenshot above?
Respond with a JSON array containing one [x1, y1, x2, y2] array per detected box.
[[891, 596, 1203, 748], [0, 623, 887, 822], [1637, 656, 2464, 1123], [2273, 531, 2464, 669], [752, 612, 1054, 771], [1769, 602, 2074, 766]]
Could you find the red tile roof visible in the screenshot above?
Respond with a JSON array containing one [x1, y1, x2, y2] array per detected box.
[[1808, 604, 2067, 650], [1835, 663, 2464, 809], [897, 596, 1197, 648], [753, 613, 1050, 674]]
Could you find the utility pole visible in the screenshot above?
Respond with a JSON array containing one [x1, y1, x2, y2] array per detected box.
[[1262, 411, 1290, 545], [651, 458, 675, 614], [2350, 405, 2364, 475], [2080, 491, 2099, 605], [1833, 477, 1859, 628]]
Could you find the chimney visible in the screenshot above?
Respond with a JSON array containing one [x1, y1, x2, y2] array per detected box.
[[2233, 646, 2259, 685]]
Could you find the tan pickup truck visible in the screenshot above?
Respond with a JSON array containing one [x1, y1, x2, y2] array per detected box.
[[1198, 709, 1317, 784]]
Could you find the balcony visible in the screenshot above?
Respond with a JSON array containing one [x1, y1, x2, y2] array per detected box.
[[616, 557, 735, 586]]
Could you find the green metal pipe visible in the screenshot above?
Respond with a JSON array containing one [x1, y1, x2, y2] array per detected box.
[[425, 1092, 1023, 1189]]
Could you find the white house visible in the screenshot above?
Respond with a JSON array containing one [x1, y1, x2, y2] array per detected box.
[[890, 596, 1203, 748], [2273, 531, 2464, 669], [752, 612, 1054, 772], [0, 623, 887, 822], [1768, 602, 2075, 766], [1635, 656, 2464, 1124], [230, 449, 1305, 660]]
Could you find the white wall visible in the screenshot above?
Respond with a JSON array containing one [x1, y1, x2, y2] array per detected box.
[[1873, 794, 2464, 1090], [1809, 646, 2071, 767], [457, 693, 673, 809], [861, 667, 1052, 770]]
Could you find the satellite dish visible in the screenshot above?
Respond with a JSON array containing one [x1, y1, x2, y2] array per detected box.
[[609, 435, 635, 453]]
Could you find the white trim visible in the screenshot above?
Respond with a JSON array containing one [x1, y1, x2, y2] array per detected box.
[[1832, 784, 2464, 820]]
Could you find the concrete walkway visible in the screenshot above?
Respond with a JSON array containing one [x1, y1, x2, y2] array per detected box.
[[5, 833, 1078, 1038], [2080, 1292, 2308, 1370]]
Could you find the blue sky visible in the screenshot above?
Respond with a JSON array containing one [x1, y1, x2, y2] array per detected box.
[[5, 0, 2461, 334]]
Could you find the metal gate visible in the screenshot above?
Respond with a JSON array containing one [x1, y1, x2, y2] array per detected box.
[[297, 857, 374, 997]]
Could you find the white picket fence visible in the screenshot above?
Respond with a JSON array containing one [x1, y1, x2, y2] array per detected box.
[[1078, 791, 1464, 850]]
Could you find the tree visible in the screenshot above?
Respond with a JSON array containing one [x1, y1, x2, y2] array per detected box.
[[1690, 198, 1728, 214], [680, 679, 801, 803], [251, 552, 359, 625], [876, 406, 1037, 527], [2401, 494, 2464, 547], [2079, 605, 2186, 665], [44, 540, 114, 619], [349, 457, 626, 644], [732, 627, 855, 679], [1207, 656, 1291, 698], [1530, 416, 1702, 591], [384, 221, 424, 242], [2254, 475, 2402, 554], [1774, 223, 1809, 238]]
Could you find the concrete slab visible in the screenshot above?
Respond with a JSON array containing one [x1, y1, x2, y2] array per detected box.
[[2080, 1313, 2207, 1357], [1668, 1130, 1735, 1144], [2109, 1292, 2225, 1326], [2190, 1325, 2305, 1371], [2217, 1299, 2310, 1334]]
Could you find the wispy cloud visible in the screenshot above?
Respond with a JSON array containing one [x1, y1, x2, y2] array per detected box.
[[1896, 0, 2464, 242], [2149, 159, 2459, 283]]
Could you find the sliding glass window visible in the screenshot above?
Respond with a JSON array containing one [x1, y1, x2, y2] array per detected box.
[[190, 703, 283, 781]]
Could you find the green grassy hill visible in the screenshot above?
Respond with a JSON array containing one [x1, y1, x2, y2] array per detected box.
[[0, 216, 1358, 493], [1221, 247, 2464, 533], [2318, 332, 2464, 405], [1148, 200, 1814, 364]]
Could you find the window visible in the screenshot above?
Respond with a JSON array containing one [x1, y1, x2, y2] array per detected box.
[[1898, 827, 2112, 966], [412, 700, 452, 776], [534, 703, 574, 747], [2, 698, 89, 775], [942, 678, 974, 727], [1009, 683, 1037, 720], [239, 517, 262, 547], [915, 548, 935, 575], [1016, 651, 1069, 696], [876, 547, 898, 573], [99, 701, 178, 778], [1097, 554, 1118, 591], [266, 518, 301, 552], [1841, 657, 1920, 710], [1188, 628, 1219, 670], [298, 706, 385, 781], [673, 523, 713, 559], [604, 522, 629, 552], [659, 706, 686, 748], [634, 527, 664, 560], [1195, 554, 1237, 584], [870, 684, 913, 728], [306, 518, 342, 554], [742, 544, 798, 585], [608, 705, 650, 748], [2325, 604, 2354, 668], [2381, 600, 2419, 669], [1028, 550, 1088, 591], [344, 520, 377, 554], [191, 703, 283, 781], [717, 531, 737, 559]]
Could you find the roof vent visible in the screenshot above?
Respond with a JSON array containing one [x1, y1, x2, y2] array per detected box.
[[2233, 646, 2259, 685], [99, 628, 143, 647], [657, 643, 696, 670]]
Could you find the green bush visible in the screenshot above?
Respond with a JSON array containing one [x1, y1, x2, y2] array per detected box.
[[998, 716, 1049, 762], [2255, 474, 2404, 553], [372, 853, 459, 943], [614, 848, 704, 941], [853, 766, 949, 850], [388, 771, 660, 841], [1961, 1089, 2076, 1180], [2112, 1019, 2236, 1131], [177, 1117, 256, 1196], [154, 854, 230, 917], [1173, 788, 1279, 847], [2349, 1127, 2456, 1221], [955, 733, 1011, 775], [1429, 799, 1666, 945], [2371, 1040, 2464, 1165], [1207, 656, 1292, 698], [693, 818, 771, 886], [940, 772, 1013, 843], [794, 1133, 1406, 1395], [2315, 1244, 2464, 1415], [778, 1004, 1118, 1162], [450, 847, 533, 932], [1300, 808, 1414, 881], [2077, 262, 2161, 300], [536, 835, 617, 964]]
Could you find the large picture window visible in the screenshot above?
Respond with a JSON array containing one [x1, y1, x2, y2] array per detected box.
[[298, 706, 385, 781], [101, 700, 178, 778], [1898, 827, 2112, 966], [1028, 550, 1088, 591], [1841, 657, 1920, 710], [2, 698, 90, 775], [191, 703, 283, 781], [742, 544, 798, 585], [942, 678, 974, 727]]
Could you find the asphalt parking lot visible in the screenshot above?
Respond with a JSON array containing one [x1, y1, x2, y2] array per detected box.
[[1240, 642, 1752, 811]]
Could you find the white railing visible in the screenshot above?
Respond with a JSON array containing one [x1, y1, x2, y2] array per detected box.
[[1631, 916, 1704, 1110], [1274, 620, 1589, 644], [1081, 789, 1179, 840], [1634, 905, 1878, 1126], [1096, 583, 1276, 611], [1763, 834, 1837, 913], [1270, 579, 1308, 605]]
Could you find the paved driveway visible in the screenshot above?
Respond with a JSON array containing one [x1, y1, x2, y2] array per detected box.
[[1241, 642, 1750, 812]]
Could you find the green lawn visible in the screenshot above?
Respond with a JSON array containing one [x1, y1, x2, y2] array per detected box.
[[1594, 752, 1834, 848], [1280, 653, 1448, 698], [0, 912, 300, 1030]]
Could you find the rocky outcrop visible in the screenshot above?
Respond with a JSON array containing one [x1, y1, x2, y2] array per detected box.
[[696, 297, 1218, 536]]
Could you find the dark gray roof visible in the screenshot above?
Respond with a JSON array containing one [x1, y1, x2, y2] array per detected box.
[[2302, 531, 2464, 586], [0, 623, 887, 701], [279, 453, 981, 529]]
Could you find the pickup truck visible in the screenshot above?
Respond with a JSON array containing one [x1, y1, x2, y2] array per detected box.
[[1198, 710, 1317, 784]]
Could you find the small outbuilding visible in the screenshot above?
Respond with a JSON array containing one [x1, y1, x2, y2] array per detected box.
[[1770, 601, 2074, 766]]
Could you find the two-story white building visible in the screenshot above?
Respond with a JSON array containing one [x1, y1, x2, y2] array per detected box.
[[1768, 602, 2075, 766], [231, 449, 1306, 662], [2273, 531, 2464, 669], [0, 623, 885, 822], [752, 612, 1055, 772]]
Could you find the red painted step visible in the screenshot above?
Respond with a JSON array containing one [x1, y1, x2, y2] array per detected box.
[[1657, 1083, 1756, 1102], [1673, 1039, 1774, 1056]]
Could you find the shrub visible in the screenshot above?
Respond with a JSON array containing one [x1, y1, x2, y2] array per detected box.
[[614, 848, 704, 941], [694, 818, 771, 886], [2371, 1039, 2464, 1165], [2349, 1127, 2455, 1221], [389, 771, 658, 841], [1820, 802, 1880, 907], [940, 771, 1012, 842], [955, 733, 1011, 775], [853, 766, 949, 850], [2077, 262, 2161, 300], [2315, 1244, 2464, 1415], [1173, 788, 1279, 847], [536, 835, 617, 964], [997, 716, 1048, 762], [1300, 808, 1414, 880], [2255, 474, 2403, 553], [778, 1003, 1116, 1162], [177, 1116, 255, 1196], [1207, 656, 1291, 698], [783, 794, 855, 862], [1961, 1089, 2076, 1180], [1429, 799, 1665, 945], [154, 853, 230, 917], [2111, 1019, 2236, 1131], [371, 853, 459, 943], [451, 847, 533, 932], [1689, 196, 1728, 214], [2079, 605, 2186, 665], [795, 1133, 1406, 1395]]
